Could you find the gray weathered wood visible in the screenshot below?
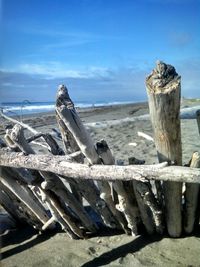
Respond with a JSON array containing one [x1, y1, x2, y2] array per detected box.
[[0, 182, 27, 224], [0, 167, 50, 226], [56, 85, 119, 228], [36, 188, 77, 238], [184, 152, 200, 234], [146, 61, 183, 237], [129, 157, 164, 234], [43, 189, 85, 238], [1, 110, 63, 155], [2, 151, 200, 183], [97, 139, 138, 235], [8, 124, 97, 234], [55, 111, 84, 203], [196, 110, 200, 135], [56, 85, 100, 164], [0, 182, 46, 229]]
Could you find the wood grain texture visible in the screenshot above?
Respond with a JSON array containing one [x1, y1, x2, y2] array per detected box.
[[146, 61, 182, 237]]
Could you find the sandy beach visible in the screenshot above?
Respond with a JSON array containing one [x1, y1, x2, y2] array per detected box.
[[1, 98, 200, 266]]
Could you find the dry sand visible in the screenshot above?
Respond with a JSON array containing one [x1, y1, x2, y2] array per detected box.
[[1, 99, 200, 266]]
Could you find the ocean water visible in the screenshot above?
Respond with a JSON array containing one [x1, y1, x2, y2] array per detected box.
[[0, 100, 134, 116]]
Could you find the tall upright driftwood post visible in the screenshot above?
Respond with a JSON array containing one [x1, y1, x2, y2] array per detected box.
[[146, 61, 183, 237]]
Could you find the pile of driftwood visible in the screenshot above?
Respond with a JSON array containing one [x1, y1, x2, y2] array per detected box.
[[0, 61, 200, 239]]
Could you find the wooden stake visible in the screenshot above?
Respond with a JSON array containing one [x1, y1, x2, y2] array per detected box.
[[146, 61, 183, 237], [96, 139, 136, 235], [184, 152, 200, 234], [56, 85, 120, 228], [129, 157, 164, 234], [196, 110, 200, 135]]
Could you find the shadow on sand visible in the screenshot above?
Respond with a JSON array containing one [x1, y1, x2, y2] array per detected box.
[[81, 225, 200, 267], [81, 234, 162, 267], [0, 225, 57, 260]]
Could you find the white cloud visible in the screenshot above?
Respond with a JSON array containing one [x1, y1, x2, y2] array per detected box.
[[2, 82, 25, 88], [4, 62, 111, 79]]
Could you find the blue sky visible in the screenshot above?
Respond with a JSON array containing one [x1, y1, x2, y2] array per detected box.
[[0, 0, 200, 103]]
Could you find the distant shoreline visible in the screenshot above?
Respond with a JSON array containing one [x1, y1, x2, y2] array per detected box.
[[1, 97, 200, 118]]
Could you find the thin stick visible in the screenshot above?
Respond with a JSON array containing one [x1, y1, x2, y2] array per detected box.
[[137, 132, 154, 142]]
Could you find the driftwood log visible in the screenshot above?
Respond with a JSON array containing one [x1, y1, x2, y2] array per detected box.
[[1, 151, 200, 183], [1, 65, 200, 239], [0, 181, 44, 228], [8, 124, 98, 234], [1, 109, 63, 155], [56, 85, 120, 229], [184, 152, 200, 234], [129, 157, 164, 234], [0, 167, 50, 226], [96, 139, 138, 235], [146, 61, 182, 237]]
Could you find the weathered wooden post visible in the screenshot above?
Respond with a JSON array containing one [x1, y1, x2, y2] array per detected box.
[[146, 61, 182, 237], [96, 139, 138, 235], [196, 110, 200, 135], [129, 157, 164, 234], [56, 85, 120, 229], [184, 152, 200, 234]]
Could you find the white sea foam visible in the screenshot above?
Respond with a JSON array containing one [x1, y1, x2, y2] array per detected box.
[[0, 100, 136, 115], [4, 104, 55, 112]]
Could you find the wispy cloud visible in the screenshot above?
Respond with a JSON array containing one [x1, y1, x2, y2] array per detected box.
[[2, 62, 112, 79], [11, 23, 122, 50], [1, 58, 199, 102]]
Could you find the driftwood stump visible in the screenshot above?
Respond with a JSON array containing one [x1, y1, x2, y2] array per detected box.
[[146, 61, 182, 237]]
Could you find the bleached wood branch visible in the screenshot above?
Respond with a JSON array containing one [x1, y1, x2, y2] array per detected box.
[[137, 131, 154, 142], [1, 151, 200, 183], [56, 85, 121, 228], [8, 124, 97, 234], [1, 109, 38, 134], [1, 110, 63, 155]]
